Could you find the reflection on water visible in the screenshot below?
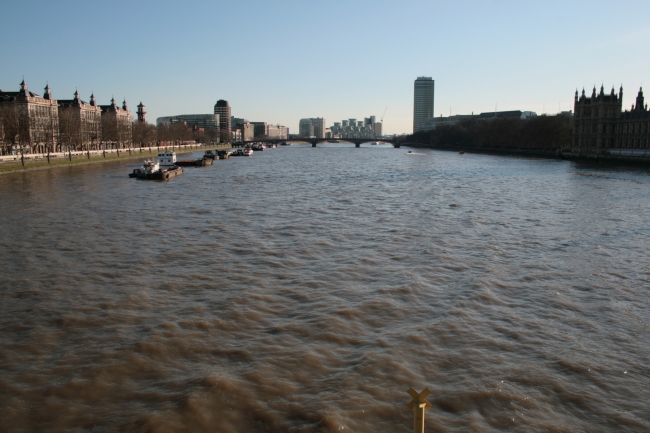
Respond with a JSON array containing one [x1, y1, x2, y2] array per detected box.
[[1, 145, 649, 432]]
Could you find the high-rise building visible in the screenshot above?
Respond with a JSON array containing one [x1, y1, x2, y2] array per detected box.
[[413, 76, 434, 133], [214, 100, 231, 140]]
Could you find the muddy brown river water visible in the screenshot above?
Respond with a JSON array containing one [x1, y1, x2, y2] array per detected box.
[[0, 144, 649, 432]]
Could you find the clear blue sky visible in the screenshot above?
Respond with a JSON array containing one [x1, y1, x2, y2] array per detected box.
[[2, 0, 650, 134]]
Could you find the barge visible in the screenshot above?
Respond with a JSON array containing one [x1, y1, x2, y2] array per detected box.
[[128, 151, 183, 180], [175, 158, 213, 167]]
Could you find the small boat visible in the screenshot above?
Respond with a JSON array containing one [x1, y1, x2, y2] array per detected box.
[[204, 150, 216, 160], [217, 150, 231, 159], [371, 142, 378, 145], [459, 151, 465, 155], [252, 144, 264, 151], [242, 147, 253, 156], [327, 140, 339, 143]]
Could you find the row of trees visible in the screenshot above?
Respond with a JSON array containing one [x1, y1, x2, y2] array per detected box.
[[408, 116, 572, 152], [0, 104, 227, 155]]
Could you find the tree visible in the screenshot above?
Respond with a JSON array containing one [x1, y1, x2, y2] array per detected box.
[[0, 104, 30, 155], [58, 109, 81, 152]]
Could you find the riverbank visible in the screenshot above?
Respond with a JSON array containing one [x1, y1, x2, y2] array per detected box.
[[405, 142, 650, 167], [0, 144, 231, 175], [405, 142, 561, 159]]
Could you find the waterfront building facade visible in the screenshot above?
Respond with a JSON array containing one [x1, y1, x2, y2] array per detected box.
[[250, 122, 288, 139], [478, 110, 537, 120], [214, 100, 231, 140], [100, 98, 132, 148], [419, 114, 478, 131], [364, 115, 382, 136], [234, 122, 254, 141], [156, 114, 220, 130], [231, 117, 248, 129], [413, 76, 434, 133], [330, 116, 381, 139], [0, 80, 59, 154], [299, 118, 325, 138], [57, 90, 102, 150], [571, 85, 650, 156], [267, 124, 287, 139]]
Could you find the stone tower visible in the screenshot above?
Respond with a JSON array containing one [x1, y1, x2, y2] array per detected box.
[[137, 102, 146, 123], [572, 85, 622, 156]]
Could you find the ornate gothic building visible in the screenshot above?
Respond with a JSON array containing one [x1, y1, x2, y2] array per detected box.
[[573, 85, 650, 156]]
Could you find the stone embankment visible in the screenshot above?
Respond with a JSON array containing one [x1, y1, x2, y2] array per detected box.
[[406, 142, 650, 166], [0, 143, 230, 174]]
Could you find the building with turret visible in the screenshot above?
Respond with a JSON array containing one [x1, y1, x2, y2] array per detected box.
[[137, 102, 146, 123], [573, 85, 650, 156], [100, 98, 132, 148], [0, 80, 59, 154], [573, 85, 623, 155], [57, 90, 102, 150]]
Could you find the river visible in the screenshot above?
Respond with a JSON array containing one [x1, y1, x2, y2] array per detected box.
[[1, 144, 649, 432]]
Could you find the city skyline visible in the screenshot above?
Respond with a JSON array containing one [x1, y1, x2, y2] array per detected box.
[[2, 1, 650, 134]]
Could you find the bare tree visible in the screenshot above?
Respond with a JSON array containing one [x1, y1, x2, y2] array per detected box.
[[58, 109, 81, 153], [0, 104, 29, 155]]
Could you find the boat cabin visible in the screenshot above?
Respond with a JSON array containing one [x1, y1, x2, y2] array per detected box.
[[158, 151, 177, 166]]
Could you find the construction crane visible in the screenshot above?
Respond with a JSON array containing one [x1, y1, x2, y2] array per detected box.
[[380, 106, 387, 123]]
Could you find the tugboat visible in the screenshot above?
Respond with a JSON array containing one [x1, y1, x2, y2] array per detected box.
[[129, 159, 183, 180], [129, 159, 159, 178]]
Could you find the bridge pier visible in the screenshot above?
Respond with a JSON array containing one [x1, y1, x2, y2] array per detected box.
[[355, 141, 361, 148], [312, 140, 317, 148]]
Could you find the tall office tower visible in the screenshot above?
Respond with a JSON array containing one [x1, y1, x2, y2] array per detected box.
[[214, 100, 231, 139], [413, 76, 434, 133]]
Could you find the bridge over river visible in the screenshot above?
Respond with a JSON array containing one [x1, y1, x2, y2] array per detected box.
[[241, 137, 401, 148]]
